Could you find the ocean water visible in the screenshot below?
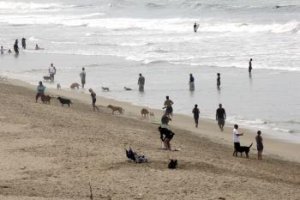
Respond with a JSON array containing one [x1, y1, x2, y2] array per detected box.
[[0, 0, 300, 143]]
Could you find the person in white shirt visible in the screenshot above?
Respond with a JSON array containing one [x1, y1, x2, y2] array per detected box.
[[233, 124, 243, 151], [49, 63, 56, 82]]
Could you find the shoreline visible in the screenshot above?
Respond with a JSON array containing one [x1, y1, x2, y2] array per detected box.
[[5, 77, 300, 163]]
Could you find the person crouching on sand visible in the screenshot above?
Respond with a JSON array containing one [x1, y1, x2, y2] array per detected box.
[[36, 81, 45, 103], [256, 130, 263, 160], [158, 126, 175, 150], [89, 88, 99, 111]]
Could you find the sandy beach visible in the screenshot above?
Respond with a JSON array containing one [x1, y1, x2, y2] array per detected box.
[[0, 78, 299, 200]]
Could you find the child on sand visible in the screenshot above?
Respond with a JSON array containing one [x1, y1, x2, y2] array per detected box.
[[163, 96, 174, 116], [89, 88, 99, 111]]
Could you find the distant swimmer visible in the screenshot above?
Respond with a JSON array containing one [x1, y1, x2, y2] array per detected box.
[[21, 38, 26, 49], [35, 44, 44, 50], [217, 73, 221, 89], [0, 46, 4, 54], [13, 39, 19, 54], [189, 73, 195, 91], [8, 49, 12, 54], [193, 22, 199, 33], [248, 58, 253, 73]]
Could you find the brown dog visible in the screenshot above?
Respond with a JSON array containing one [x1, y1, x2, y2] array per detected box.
[[107, 105, 123, 114], [41, 95, 51, 104], [70, 82, 80, 89], [141, 108, 149, 117]]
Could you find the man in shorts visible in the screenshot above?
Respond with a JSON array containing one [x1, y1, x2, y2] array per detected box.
[[216, 103, 226, 131]]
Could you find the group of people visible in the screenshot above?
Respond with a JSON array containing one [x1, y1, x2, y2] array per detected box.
[[0, 38, 44, 55]]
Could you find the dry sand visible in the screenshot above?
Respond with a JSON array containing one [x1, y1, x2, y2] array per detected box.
[[0, 79, 299, 200]]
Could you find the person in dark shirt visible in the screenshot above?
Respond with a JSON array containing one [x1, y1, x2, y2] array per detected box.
[[89, 88, 99, 111], [189, 73, 195, 91], [248, 58, 253, 73], [217, 73, 221, 89], [256, 130, 263, 160], [13, 39, 19, 54], [192, 104, 200, 128], [216, 103, 226, 131], [21, 38, 26, 49]]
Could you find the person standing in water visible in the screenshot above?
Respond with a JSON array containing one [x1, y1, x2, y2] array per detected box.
[[217, 73, 221, 89], [138, 73, 145, 92], [248, 58, 253, 73], [192, 104, 200, 128], [21, 38, 26, 49], [216, 103, 226, 131], [256, 130, 263, 160], [189, 73, 195, 91], [0, 46, 4, 55], [193, 22, 199, 33], [80, 67, 86, 88], [13, 39, 19, 54]]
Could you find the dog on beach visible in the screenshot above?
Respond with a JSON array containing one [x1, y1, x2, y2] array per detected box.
[[107, 104, 123, 114], [43, 76, 51, 81], [41, 95, 51, 104], [233, 143, 253, 158], [70, 82, 80, 90], [141, 108, 150, 117], [149, 112, 155, 117], [57, 97, 72, 107], [57, 83, 61, 90], [168, 159, 178, 169], [102, 87, 110, 92], [124, 86, 132, 91]]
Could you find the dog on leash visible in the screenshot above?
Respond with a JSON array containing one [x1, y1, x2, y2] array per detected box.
[[70, 83, 80, 90], [233, 143, 253, 158], [43, 76, 51, 81], [57, 83, 61, 90], [41, 95, 51, 104], [57, 97, 72, 107], [124, 86, 132, 91], [107, 105, 123, 114], [102, 87, 110, 92], [141, 108, 149, 117]]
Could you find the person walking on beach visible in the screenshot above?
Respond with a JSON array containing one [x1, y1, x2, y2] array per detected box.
[[21, 38, 26, 49], [248, 58, 253, 73], [256, 130, 263, 160], [49, 63, 56, 82], [192, 104, 200, 128], [36, 81, 45, 103], [80, 67, 86, 88], [138, 73, 145, 92], [233, 124, 243, 152], [13, 39, 19, 54], [217, 73, 221, 89], [163, 96, 174, 116], [216, 103, 226, 131], [189, 73, 195, 91], [88, 88, 99, 112]]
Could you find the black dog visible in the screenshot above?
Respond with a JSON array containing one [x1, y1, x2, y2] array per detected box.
[[57, 97, 72, 107], [233, 143, 253, 158], [168, 159, 177, 169]]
